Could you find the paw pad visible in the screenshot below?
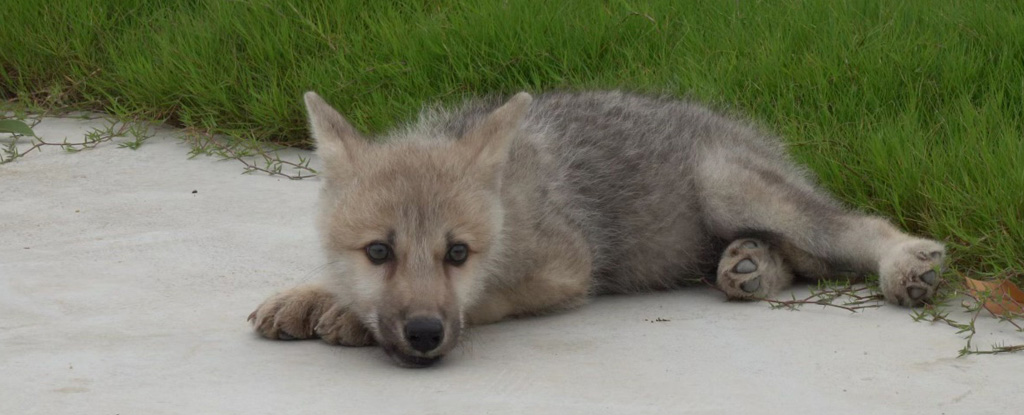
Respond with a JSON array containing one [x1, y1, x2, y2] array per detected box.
[[907, 287, 927, 300], [741, 277, 761, 293], [920, 270, 938, 285], [733, 259, 757, 273]]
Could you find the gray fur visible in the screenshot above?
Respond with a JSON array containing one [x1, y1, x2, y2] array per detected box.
[[410, 91, 865, 292]]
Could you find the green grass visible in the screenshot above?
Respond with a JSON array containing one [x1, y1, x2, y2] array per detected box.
[[2, 0, 1022, 285]]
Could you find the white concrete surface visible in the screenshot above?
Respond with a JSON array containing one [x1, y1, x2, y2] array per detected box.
[[1, 116, 1020, 415]]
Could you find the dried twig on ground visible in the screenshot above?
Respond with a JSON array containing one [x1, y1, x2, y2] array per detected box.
[[184, 128, 318, 180]]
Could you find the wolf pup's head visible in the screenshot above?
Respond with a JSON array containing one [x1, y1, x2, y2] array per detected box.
[[304, 91, 531, 367]]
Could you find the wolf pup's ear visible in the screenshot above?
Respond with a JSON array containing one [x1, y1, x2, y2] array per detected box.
[[463, 92, 533, 175], [304, 91, 363, 171]]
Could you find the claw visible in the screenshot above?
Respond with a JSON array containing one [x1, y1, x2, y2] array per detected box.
[[741, 240, 759, 249], [907, 287, 927, 300]]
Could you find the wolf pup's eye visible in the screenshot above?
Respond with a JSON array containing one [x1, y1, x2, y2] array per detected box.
[[445, 243, 469, 265], [365, 243, 393, 264]]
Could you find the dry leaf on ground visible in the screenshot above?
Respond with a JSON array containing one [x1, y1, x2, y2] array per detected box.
[[964, 277, 1024, 317]]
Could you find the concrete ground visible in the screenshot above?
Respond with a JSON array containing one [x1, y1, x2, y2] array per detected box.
[[1, 116, 1019, 415]]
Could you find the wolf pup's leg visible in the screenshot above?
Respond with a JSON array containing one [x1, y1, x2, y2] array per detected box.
[[248, 284, 374, 346], [698, 150, 945, 306], [465, 227, 594, 325]]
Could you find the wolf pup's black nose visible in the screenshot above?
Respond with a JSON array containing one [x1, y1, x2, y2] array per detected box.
[[404, 317, 444, 353]]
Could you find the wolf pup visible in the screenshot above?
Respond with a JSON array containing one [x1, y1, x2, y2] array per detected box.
[[249, 91, 946, 367]]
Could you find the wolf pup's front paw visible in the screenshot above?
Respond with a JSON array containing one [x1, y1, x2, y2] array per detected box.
[[314, 303, 375, 346], [878, 239, 946, 307], [248, 285, 374, 346], [716, 238, 793, 300]]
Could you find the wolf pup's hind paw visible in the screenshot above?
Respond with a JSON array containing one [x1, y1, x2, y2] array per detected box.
[[716, 238, 793, 300], [878, 239, 946, 307]]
